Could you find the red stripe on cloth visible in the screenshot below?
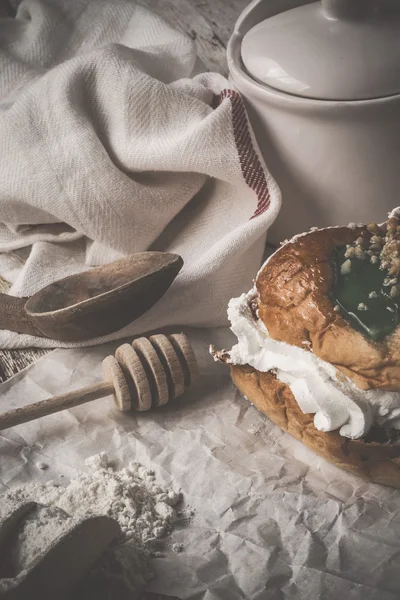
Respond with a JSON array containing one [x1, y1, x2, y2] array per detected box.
[[213, 89, 270, 218]]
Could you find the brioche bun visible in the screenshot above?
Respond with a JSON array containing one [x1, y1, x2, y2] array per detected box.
[[225, 221, 400, 487], [231, 364, 400, 488], [257, 226, 400, 391]]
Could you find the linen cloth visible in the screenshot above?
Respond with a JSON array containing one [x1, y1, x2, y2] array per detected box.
[[0, 0, 281, 348]]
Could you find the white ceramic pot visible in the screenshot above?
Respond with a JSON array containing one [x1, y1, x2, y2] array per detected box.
[[228, 0, 400, 244]]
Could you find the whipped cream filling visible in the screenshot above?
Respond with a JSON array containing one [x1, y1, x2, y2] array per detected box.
[[226, 290, 400, 439]]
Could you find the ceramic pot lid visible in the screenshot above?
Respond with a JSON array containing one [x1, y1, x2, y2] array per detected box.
[[241, 0, 400, 101]]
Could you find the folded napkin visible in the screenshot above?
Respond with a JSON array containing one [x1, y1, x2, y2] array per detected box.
[[0, 0, 281, 348]]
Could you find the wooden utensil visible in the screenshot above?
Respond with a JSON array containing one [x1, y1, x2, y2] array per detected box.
[[0, 503, 37, 561], [0, 502, 120, 600], [0, 333, 198, 430], [0, 252, 183, 341]]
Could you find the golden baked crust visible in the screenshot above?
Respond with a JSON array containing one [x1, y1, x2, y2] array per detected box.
[[256, 227, 400, 391], [231, 364, 400, 488]]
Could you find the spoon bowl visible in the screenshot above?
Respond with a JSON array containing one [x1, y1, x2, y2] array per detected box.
[[0, 252, 183, 341]]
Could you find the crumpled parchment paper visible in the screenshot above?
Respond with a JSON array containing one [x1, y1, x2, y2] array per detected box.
[[1, 327, 400, 600]]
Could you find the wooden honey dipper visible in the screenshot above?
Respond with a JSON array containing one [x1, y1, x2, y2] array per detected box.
[[0, 334, 198, 431]]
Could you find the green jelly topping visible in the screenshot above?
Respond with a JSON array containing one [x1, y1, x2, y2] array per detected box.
[[332, 247, 399, 341]]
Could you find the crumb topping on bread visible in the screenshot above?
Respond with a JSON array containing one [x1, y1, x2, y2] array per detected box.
[[342, 215, 400, 300]]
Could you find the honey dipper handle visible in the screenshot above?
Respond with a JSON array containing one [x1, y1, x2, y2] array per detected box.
[[0, 381, 114, 430]]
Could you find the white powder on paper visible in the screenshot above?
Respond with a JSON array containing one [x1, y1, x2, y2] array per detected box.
[[0, 452, 185, 598], [35, 461, 48, 470]]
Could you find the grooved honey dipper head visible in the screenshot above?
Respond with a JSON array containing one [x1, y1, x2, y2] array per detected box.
[[102, 333, 198, 412]]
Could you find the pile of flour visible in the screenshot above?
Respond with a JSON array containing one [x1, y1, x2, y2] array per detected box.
[[0, 452, 185, 598]]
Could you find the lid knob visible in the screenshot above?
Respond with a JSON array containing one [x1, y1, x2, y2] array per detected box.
[[322, 0, 377, 20]]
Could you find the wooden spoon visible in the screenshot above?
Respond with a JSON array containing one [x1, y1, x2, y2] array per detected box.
[[0, 507, 120, 600], [0, 252, 183, 342]]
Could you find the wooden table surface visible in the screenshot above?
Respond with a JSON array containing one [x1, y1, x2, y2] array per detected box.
[[0, 0, 249, 384]]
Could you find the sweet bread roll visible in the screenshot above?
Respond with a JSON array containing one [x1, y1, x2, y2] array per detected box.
[[230, 364, 400, 488], [213, 210, 400, 487], [257, 223, 400, 391]]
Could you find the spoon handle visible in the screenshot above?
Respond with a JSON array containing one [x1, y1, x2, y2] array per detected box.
[[0, 293, 42, 336]]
